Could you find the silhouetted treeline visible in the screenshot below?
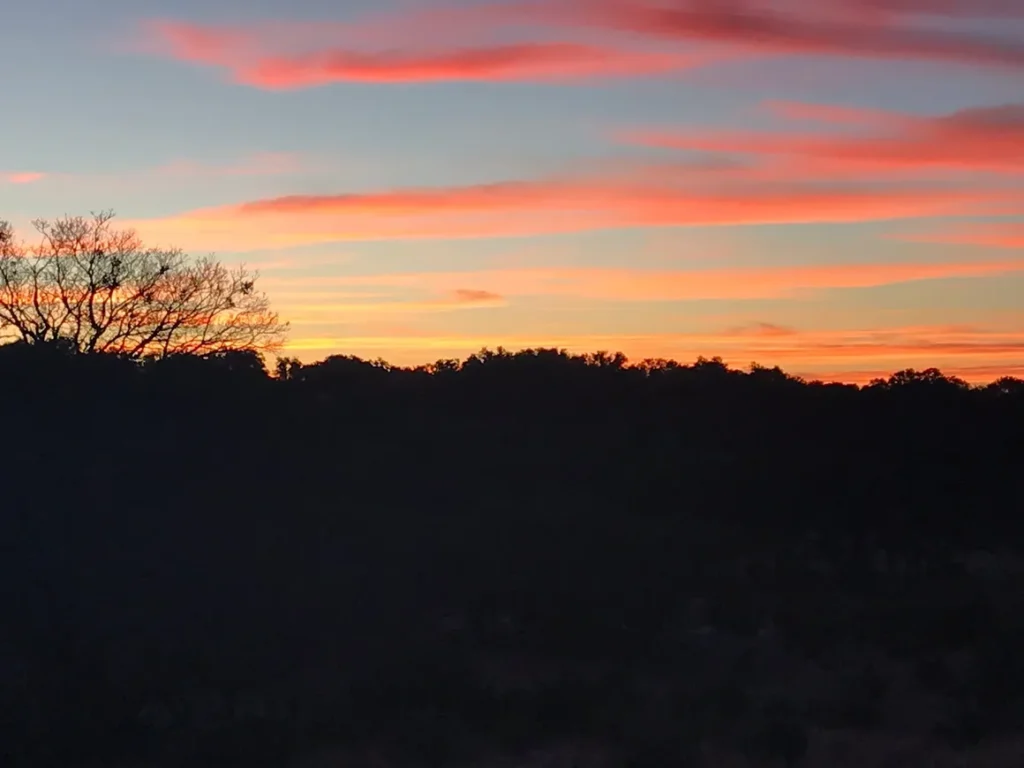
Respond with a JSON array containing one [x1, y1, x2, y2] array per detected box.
[[3, 340, 1024, 766]]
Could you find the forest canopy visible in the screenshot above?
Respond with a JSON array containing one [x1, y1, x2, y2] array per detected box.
[[3, 336, 1024, 766]]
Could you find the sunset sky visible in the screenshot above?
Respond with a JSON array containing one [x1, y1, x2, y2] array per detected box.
[[2, 0, 1023, 382]]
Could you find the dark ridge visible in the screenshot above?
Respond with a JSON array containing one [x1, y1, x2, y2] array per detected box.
[[3, 341, 1024, 766]]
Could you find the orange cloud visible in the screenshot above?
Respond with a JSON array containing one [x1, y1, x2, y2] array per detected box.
[[449, 288, 505, 305], [625, 102, 1024, 174], [723, 322, 798, 337], [141, 19, 693, 87], [262, 259, 1024, 304], [4, 172, 45, 185], [273, 286, 507, 322], [127, 168, 1013, 251]]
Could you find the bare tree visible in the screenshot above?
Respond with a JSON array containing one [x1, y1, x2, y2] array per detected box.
[[0, 211, 286, 358]]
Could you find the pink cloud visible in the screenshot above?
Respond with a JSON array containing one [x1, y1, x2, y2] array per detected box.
[[142, 19, 253, 66], [262, 259, 1024, 304], [826, 0, 1024, 19], [137, 0, 1024, 91], [232, 172, 1006, 225], [4, 172, 45, 185], [624, 101, 1024, 174], [141, 19, 694, 87], [236, 44, 689, 87], [125, 171, 1012, 252], [573, 0, 1024, 70]]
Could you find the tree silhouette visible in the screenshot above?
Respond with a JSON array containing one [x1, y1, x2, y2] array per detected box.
[[0, 211, 285, 357]]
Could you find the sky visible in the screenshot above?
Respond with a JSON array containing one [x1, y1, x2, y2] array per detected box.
[[1, 0, 1023, 382]]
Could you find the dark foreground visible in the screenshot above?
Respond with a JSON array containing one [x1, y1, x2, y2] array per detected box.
[[3, 343, 1024, 766]]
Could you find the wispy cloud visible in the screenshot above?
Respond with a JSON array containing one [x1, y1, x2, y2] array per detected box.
[[126, 165, 1014, 251], [137, 0, 1024, 86], [236, 44, 689, 87], [4, 172, 45, 185], [262, 259, 1024, 304], [5, 153, 305, 196], [761, 100, 907, 127], [139, 19, 694, 87], [569, 0, 1024, 70], [624, 101, 1024, 175], [275, 287, 506, 324], [449, 288, 505, 305], [821, 0, 1024, 20], [723, 322, 798, 337]]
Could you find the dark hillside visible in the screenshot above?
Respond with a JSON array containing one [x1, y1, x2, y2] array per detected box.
[[3, 342, 1024, 766]]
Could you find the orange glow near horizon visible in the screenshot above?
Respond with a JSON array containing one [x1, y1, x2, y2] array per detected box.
[[279, 324, 1024, 385], [261, 259, 1024, 382], [263, 260, 1024, 305]]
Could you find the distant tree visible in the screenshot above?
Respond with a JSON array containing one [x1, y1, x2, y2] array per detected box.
[[585, 350, 628, 369], [424, 358, 460, 375], [748, 362, 803, 387], [635, 358, 679, 374], [869, 367, 968, 391], [985, 376, 1024, 397], [274, 356, 303, 381], [0, 211, 286, 358]]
